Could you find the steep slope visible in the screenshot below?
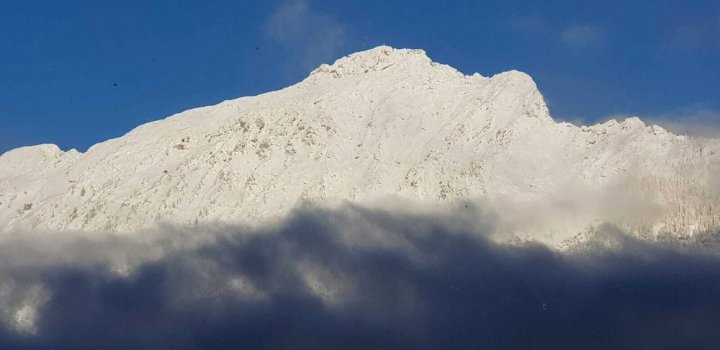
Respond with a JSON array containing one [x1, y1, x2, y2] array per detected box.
[[1, 46, 719, 245]]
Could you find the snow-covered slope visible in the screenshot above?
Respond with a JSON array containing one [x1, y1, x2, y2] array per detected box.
[[2, 46, 719, 245]]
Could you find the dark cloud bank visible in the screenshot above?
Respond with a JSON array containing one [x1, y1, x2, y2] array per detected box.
[[2, 205, 720, 349]]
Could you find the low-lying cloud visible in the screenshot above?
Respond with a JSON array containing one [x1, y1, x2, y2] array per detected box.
[[644, 107, 720, 138], [1, 205, 720, 349]]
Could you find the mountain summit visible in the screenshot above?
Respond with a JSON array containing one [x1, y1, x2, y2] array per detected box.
[[1, 46, 719, 245]]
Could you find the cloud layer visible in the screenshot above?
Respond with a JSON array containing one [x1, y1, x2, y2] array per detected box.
[[1, 205, 720, 349]]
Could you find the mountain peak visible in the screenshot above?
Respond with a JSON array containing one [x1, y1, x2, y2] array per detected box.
[[304, 47, 548, 122], [307, 45, 449, 80]]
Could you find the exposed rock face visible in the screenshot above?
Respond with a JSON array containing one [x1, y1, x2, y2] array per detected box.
[[1, 46, 719, 245]]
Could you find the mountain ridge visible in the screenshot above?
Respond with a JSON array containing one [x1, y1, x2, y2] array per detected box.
[[2, 46, 719, 246]]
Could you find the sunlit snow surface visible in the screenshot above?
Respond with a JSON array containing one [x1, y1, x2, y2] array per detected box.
[[1, 46, 719, 247]]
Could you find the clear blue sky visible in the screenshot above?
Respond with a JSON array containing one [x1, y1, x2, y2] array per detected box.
[[1, 0, 719, 154]]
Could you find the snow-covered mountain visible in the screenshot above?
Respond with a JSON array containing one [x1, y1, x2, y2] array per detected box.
[[2, 46, 719, 245]]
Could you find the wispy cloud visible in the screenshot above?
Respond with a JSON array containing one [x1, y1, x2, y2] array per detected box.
[[510, 15, 604, 49], [265, 0, 347, 71], [643, 106, 720, 138], [510, 14, 551, 37], [562, 25, 603, 47], [595, 106, 720, 139], [669, 16, 720, 50]]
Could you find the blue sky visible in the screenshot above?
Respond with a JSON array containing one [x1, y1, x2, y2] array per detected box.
[[1, 0, 719, 154]]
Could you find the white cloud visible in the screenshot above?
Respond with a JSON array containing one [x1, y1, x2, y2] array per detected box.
[[265, 0, 347, 70]]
